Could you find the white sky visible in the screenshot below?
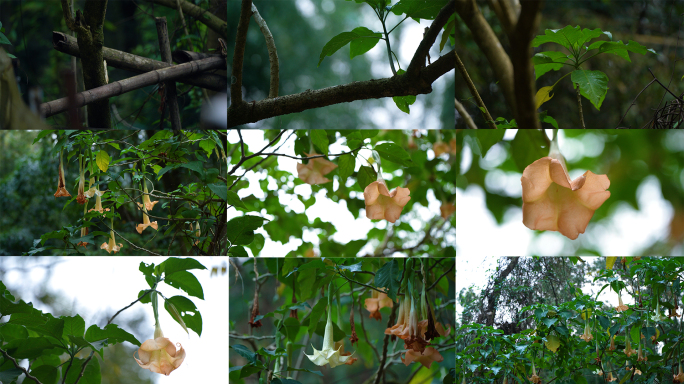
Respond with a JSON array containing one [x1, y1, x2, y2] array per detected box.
[[229, 130, 452, 257], [456, 129, 683, 257], [240, 0, 453, 130], [0, 257, 228, 384]]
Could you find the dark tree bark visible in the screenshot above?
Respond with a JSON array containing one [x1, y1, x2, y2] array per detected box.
[[61, 0, 111, 128], [476, 257, 520, 327]]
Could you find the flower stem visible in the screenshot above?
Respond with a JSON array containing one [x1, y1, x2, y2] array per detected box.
[[575, 84, 586, 128]]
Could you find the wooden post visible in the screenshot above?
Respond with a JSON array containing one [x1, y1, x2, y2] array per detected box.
[[155, 17, 181, 131]]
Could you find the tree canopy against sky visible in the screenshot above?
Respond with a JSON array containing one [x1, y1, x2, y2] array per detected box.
[[227, 0, 455, 129], [456, 129, 684, 257], [456, 0, 683, 129], [230, 257, 456, 384], [228, 129, 456, 257]]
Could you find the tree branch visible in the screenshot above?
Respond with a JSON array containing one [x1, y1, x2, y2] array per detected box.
[[405, 0, 454, 78], [228, 51, 454, 127], [0, 347, 43, 384], [455, 50, 496, 129], [455, 98, 477, 129], [230, 0, 253, 106], [251, 3, 279, 98], [144, 0, 227, 40]]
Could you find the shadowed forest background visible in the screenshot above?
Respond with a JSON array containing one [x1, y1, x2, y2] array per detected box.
[[456, 1, 683, 129]]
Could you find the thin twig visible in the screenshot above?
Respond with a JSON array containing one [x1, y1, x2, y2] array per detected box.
[[576, 84, 586, 128], [251, 3, 279, 98], [455, 98, 478, 129], [427, 262, 455, 292], [0, 347, 43, 384], [455, 50, 496, 129]]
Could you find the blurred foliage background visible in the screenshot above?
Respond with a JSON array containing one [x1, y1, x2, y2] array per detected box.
[[229, 257, 456, 384], [230, 129, 456, 257], [456, 1, 683, 129], [0, 0, 223, 129], [0, 130, 226, 255], [227, 0, 454, 130], [456, 129, 684, 256]]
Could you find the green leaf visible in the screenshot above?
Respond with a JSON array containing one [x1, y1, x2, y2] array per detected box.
[[180, 161, 204, 174], [307, 299, 328, 339], [309, 130, 329, 156], [231, 344, 257, 364], [208, 183, 228, 202], [356, 165, 377, 191], [62, 314, 85, 338], [95, 150, 110, 172], [374, 142, 414, 167], [532, 51, 569, 79], [349, 27, 382, 59], [165, 270, 204, 300], [160, 257, 207, 277], [65, 357, 100, 384], [392, 95, 416, 114], [165, 295, 202, 337], [0, 32, 11, 45], [532, 26, 603, 52], [5, 337, 59, 359], [229, 245, 249, 257], [199, 139, 216, 157], [510, 129, 549, 172], [33, 130, 55, 144], [0, 323, 28, 341], [273, 379, 304, 384], [475, 130, 506, 158], [588, 39, 656, 62], [282, 317, 300, 342], [390, 0, 449, 20], [338, 154, 355, 185], [165, 299, 188, 334], [375, 259, 401, 301], [318, 32, 361, 67], [541, 115, 559, 129], [571, 70, 609, 110], [30, 365, 59, 384], [227, 215, 268, 246], [85, 323, 141, 346], [0, 368, 23, 384], [67, 335, 107, 358], [440, 17, 455, 52], [228, 190, 246, 208]]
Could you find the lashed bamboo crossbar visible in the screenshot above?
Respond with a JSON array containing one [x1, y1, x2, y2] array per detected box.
[[52, 32, 226, 92], [40, 56, 226, 117]]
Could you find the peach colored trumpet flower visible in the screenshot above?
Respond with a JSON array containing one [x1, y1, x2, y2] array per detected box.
[[136, 182, 159, 212], [364, 179, 411, 223], [579, 322, 593, 342], [385, 295, 411, 340], [296, 152, 337, 185], [134, 324, 185, 376], [76, 158, 87, 204], [136, 209, 158, 234], [54, 151, 71, 198], [101, 229, 122, 254], [364, 290, 393, 321], [521, 141, 610, 240], [616, 293, 629, 312], [674, 362, 684, 382], [401, 347, 443, 369], [439, 202, 455, 219]]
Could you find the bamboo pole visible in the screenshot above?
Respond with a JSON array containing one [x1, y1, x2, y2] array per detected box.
[[40, 56, 225, 117], [52, 32, 226, 92]]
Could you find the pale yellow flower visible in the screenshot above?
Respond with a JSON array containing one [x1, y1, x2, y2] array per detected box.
[[305, 307, 353, 368], [134, 324, 185, 376]]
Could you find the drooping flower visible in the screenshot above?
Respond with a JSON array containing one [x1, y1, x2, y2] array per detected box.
[[608, 335, 616, 351], [439, 202, 455, 220], [651, 302, 667, 322], [136, 182, 159, 212], [579, 321, 593, 342], [136, 205, 158, 234], [674, 362, 684, 383], [615, 293, 629, 312], [249, 289, 262, 328], [86, 179, 110, 215], [305, 306, 354, 368], [296, 152, 338, 185], [54, 150, 72, 198], [624, 335, 636, 357], [100, 229, 123, 254], [77, 227, 89, 248], [637, 341, 647, 362], [333, 342, 358, 365], [521, 140, 610, 240], [134, 324, 185, 376], [605, 372, 617, 382], [401, 347, 443, 369], [403, 295, 430, 354], [364, 290, 393, 321], [76, 156, 87, 204], [349, 305, 358, 346], [364, 179, 411, 223], [385, 295, 411, 340], [528, 360, 541, 383]]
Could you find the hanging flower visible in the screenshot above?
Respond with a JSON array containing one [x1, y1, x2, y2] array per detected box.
[[100, 229, 122, 254], [136, 182, 159, 211], [401, 347, 443, 369], [528, 360, 541, 384], [333, 342, 357, 365], [615, 293, 629, 312], [364, 179, 411, 223], [54, 150, 72, 198], [403, 296, 430, 354], [674, 362, 684, 383], [624, 336, 636, 357], [76, 157, 87, 204], [134, 324, 185, 376], [439, 202, 455, 220], [579, 321, 593, 342], [608, 335, 616, 351], [521, 141, 610, 240], [651, 302, 667, 322], [296, 152, 337, 185], [364, 290, 393, 321], [349, 306, 359, 346], [637, 342, 647, 362], [305, 306, 354, 368], [86, 179, 109, 215], [249, 289, 262, 328], [77, 227, 89, 248], [136, 207, 158, 234], [605, 372, 617, 382], [385, 295, 411, 340]]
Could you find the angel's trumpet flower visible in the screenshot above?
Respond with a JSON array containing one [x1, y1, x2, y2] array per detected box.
[[54, 150, 71, 198], [296, 152, 337, 185], [305, 305, 353, 368], [134, 324, 185, 376], [364, 290, 393, 321], [363, 178, 411, 223]]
